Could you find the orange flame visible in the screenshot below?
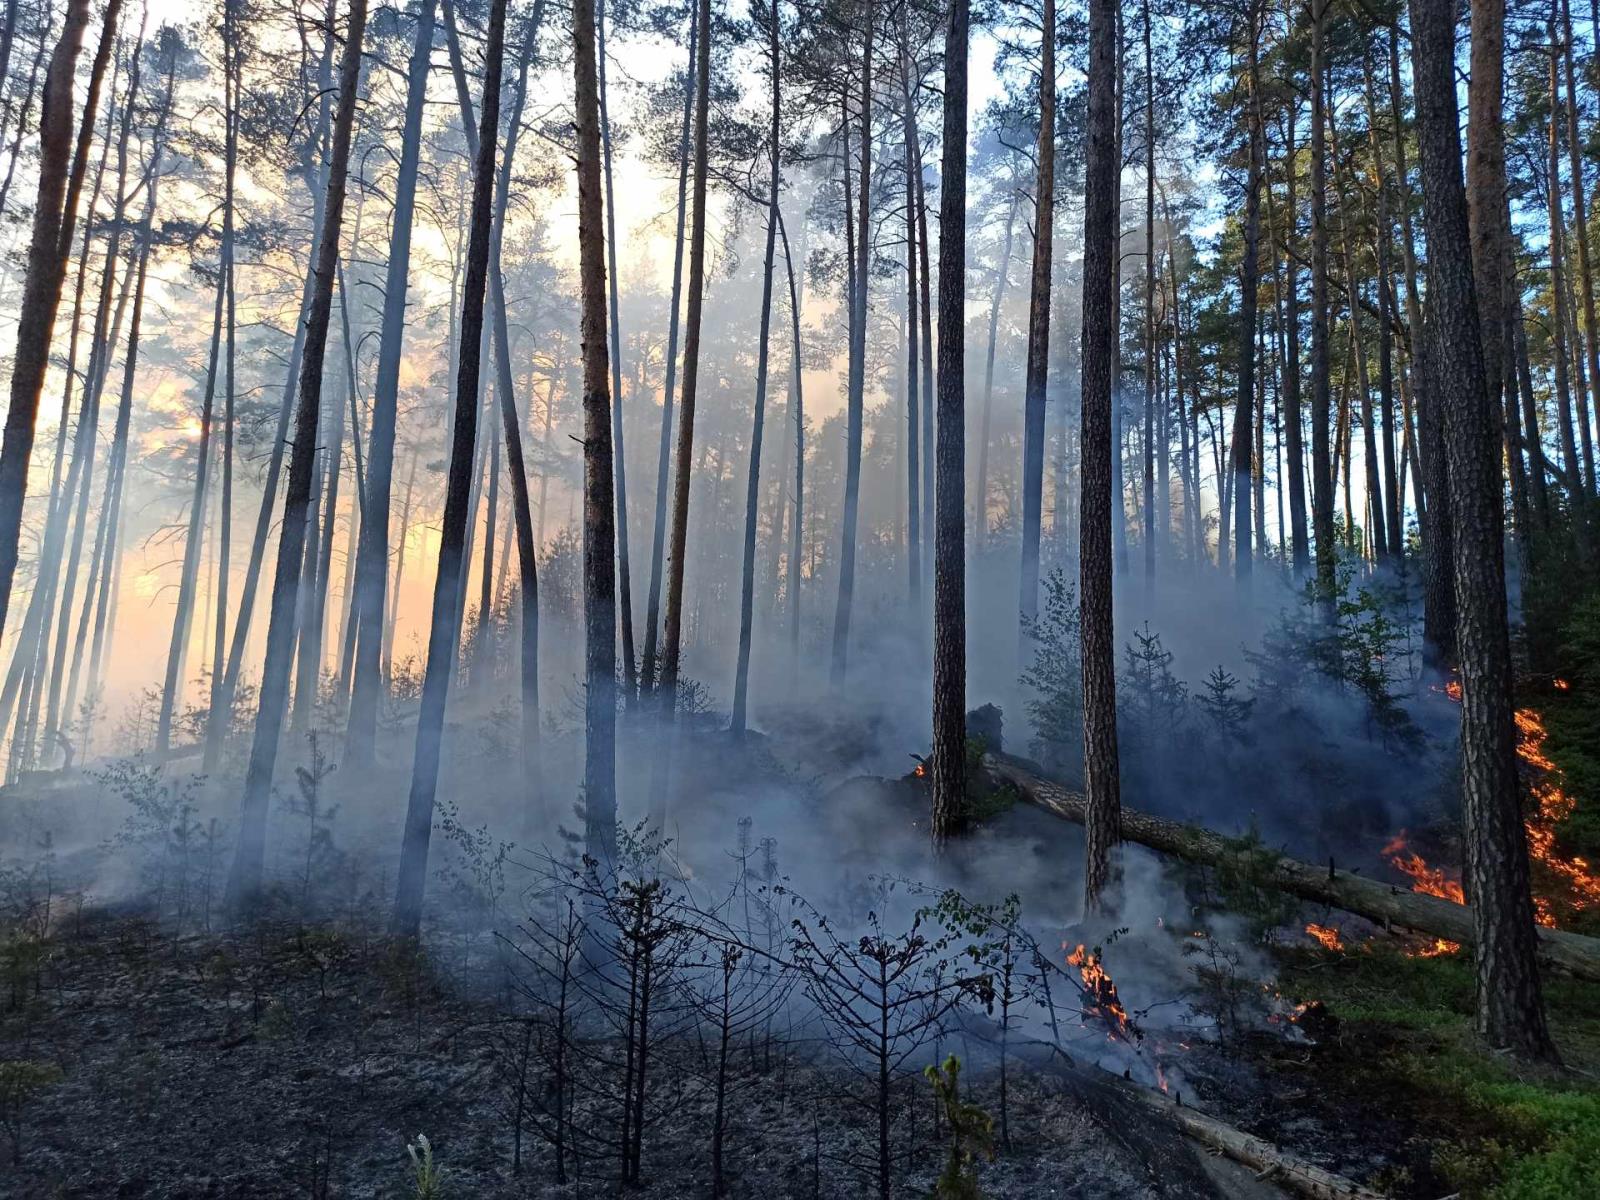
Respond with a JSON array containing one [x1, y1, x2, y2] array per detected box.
[[1065, 943, 1138, 1042], [1382, 691, 1599, 940], [1382, 832, 1466, 905], [1304, 923, 1344, 952]]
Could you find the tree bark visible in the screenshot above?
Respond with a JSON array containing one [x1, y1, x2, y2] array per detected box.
[[1409, 0, 1557, 1060], [1309, 4, 1335, 609], [0, 0, 92, 644], [1018, 0, 1054, 645], [731, 0, 781, 737], [1231, 4, 1263, 582], [830, 1, 875, 686], [578, 0, 623, 862], [226, 0, 369, 910], [930, 0, 968, 847], [1080, 0, 1122, 911], [641, 1, 697, 693], [344, 0, 436, 768], [389, 0, 505, 938], [976, 192, 1017, 551]]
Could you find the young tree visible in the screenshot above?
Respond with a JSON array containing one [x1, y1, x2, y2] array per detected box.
[[390, 0, 507, 940], [1408, 0, 1556, 1060], [929, 0, 969, 845], [1079, 0, 1122, 910], [225, 0, 369, 910]]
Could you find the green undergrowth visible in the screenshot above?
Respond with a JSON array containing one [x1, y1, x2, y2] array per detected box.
[[1280, 943, 1600, 1199]]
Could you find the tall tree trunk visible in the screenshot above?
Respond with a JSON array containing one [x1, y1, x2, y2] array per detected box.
[[1141, 0, 1157, 587], [226, 0, 368, 909], [1231, 4, 1263, 582], [344, 0, 436, 769], [1562, 0, 1600, 498], [830, 2, 875, 685], [209, 4, 339, 770], [1018, 0, 1054, 642], [975, 193, 1017, 550], [579, 0, 626, 862], [1282, 99, 1309, 573], [1329, 103, 1386, 562], [1309, 3, 1336, 609], [597, 0, 636, 702], [930, 0, 968, 846], [0, 0, 92, 644], [730, 0, 780, 737], [641, 2, 697, 693], [780, 213, 806, 662], [899, 28, 921, 613], [391, 0, 506, 936], [1408, 0, 1557, 1062], [1081, 0, 1122, 911], [156, 165, 232, 751], [1362, 47, 1404, 559]]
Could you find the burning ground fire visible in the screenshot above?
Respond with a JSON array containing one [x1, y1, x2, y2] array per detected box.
[[1305, 679, 1599, 957]]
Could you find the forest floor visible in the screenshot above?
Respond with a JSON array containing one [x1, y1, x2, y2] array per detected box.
[[0, 697, 1595, 1197], [0, 904, 1312, 1200]]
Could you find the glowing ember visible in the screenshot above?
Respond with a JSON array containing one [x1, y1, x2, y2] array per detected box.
[[1304, 923, 1344, 952], [1414, 937, 1460, 958], [1065, 943, 1139, 1042]]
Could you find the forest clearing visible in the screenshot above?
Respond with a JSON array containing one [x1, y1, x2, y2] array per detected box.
[[1, 0, 1599, 1195]]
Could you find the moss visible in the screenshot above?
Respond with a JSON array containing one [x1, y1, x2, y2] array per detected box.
[[1279, 944, 1600, 1200]]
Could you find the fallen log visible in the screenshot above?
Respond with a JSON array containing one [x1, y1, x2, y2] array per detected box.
[[987, 753, 1600, 985], [997, 1032, 1389, 1200]]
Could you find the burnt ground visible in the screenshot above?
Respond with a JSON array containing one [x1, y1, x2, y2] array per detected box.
[[0, 898, 1458, 1199], [0, 908, 1315, 1200]]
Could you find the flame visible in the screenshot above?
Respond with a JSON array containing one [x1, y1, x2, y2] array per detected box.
[[1415, 938, 1460, 958], [1065, 943, 1138, 1042], [912, 760, 927, 778], [1380, 691, 1600, 942], [1514, 703, 1600, 923], [1304, 923, 1344, 952], [1382, 832, 1466, 904], [1554, 678, 1571, 691]]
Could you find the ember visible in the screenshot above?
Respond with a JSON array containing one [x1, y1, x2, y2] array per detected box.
[[1304, 923, 1344, 952]]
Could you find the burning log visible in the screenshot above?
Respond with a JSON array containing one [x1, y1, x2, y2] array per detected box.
[[987, 753, 1600, 985]]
